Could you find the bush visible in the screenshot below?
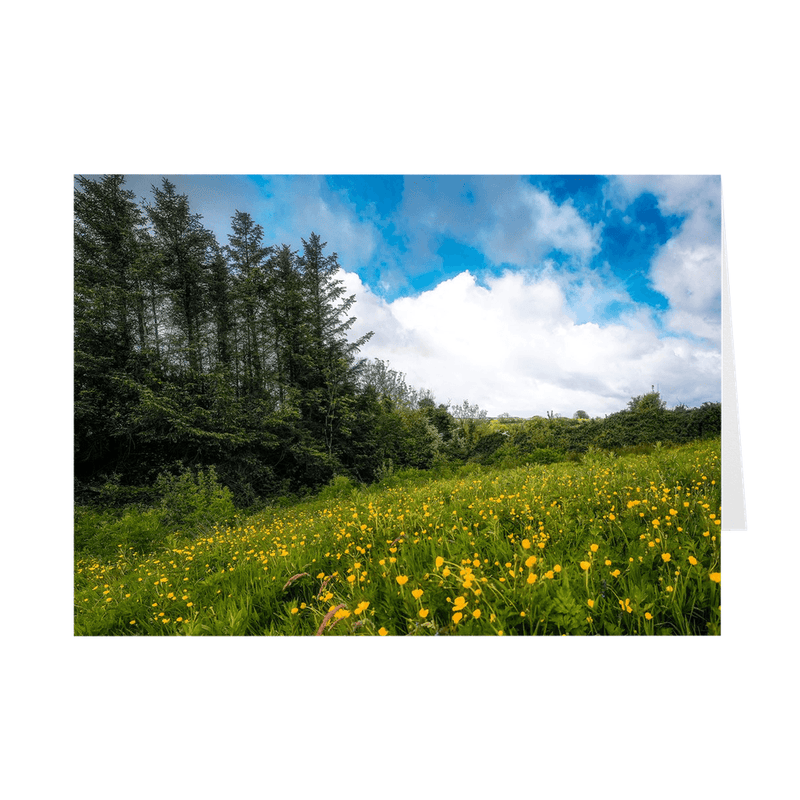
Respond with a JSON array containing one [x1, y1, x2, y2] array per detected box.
[[317, 474, 358, 502], [527, 447, 564, 465], [155, 464, 236, 536], [74, 505, 166, 559]]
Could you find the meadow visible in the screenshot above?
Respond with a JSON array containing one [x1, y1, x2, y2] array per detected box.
[[74, 438, 721, 636]]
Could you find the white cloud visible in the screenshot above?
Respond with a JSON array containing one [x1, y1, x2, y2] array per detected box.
[[606, 175, 721, 342], [259, 176, 382, 270], [394, 176, 601, 272], [343, 267, 720, 417], [475, 181, 602, 266]]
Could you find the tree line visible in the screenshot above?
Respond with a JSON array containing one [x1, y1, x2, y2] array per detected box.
[[75, 176, 471, 506], [74, 175, 720, 510]]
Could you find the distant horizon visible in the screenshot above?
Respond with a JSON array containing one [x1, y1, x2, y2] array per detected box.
[[90, 174, 721, 418]]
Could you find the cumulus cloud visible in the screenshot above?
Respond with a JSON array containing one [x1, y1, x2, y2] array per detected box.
[[259, 176, 383, 270], [394, 176, 602, 273], [342, 267, 720, 417], [606, 175, 721, 343]]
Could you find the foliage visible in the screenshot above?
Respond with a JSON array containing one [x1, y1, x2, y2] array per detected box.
[[75, 438, 722, 636], [74, 506, 167, 560], [154, 464, 236, 536]]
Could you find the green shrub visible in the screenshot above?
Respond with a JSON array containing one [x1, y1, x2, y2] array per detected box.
[[155, 464, 236, 536], [527, 447, 564, 465], [317, 474, 358, 502], [74, 505, 166, 559]]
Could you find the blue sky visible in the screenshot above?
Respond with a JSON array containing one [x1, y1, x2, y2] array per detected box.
[[116, 174, 721, 417]]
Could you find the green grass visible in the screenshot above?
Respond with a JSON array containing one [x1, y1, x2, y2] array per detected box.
[[74, 438, 721, 635]]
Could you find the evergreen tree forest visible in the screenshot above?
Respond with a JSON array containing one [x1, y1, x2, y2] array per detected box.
[[74, 175, 721, 518], [74, 175, 454, 508]]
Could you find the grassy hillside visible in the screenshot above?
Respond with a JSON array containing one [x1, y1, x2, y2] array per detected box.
[[74, 438, 721, 635]]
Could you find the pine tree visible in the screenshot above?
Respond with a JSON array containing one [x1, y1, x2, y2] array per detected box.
[[270, 243, 307, 399], [225, 210, 273, 396], [144, 178, 216, 375], [206, 244, 234, 373], [74, 174, 153, 480], [296, 232, 373, 458]]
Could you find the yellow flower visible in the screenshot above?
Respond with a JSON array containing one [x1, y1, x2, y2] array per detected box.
[[412, 589, 424, 600], [355, 601, 370, 615], [442, 568, 451, 578], [396, 575, 408, 586], [525, 555, 537, 568], [661, 553, 671, 562], [580, 561, 591, 571], [452, 612, 463, 624], [419, 608, 429, 618], [608, 513, 616, 521], [545, 570, 554, 579], [378, 627, 389, 636], [590, 543, 599, 553], [347, 575, 356, 583], [652, 519, 660, 528], [587, 599, 594, 609], [521, 539, 531, 549], [709, 572, 721, 583], [527, 573, 538, 584], [688, 556, 698, 566], [291, 608, 299, 614], [435, 556, 444, 568], [645, 612, 653, 621], [553, 564, 562, 573], [472, 609, 481, 619], [453, 596, 467, 611]]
